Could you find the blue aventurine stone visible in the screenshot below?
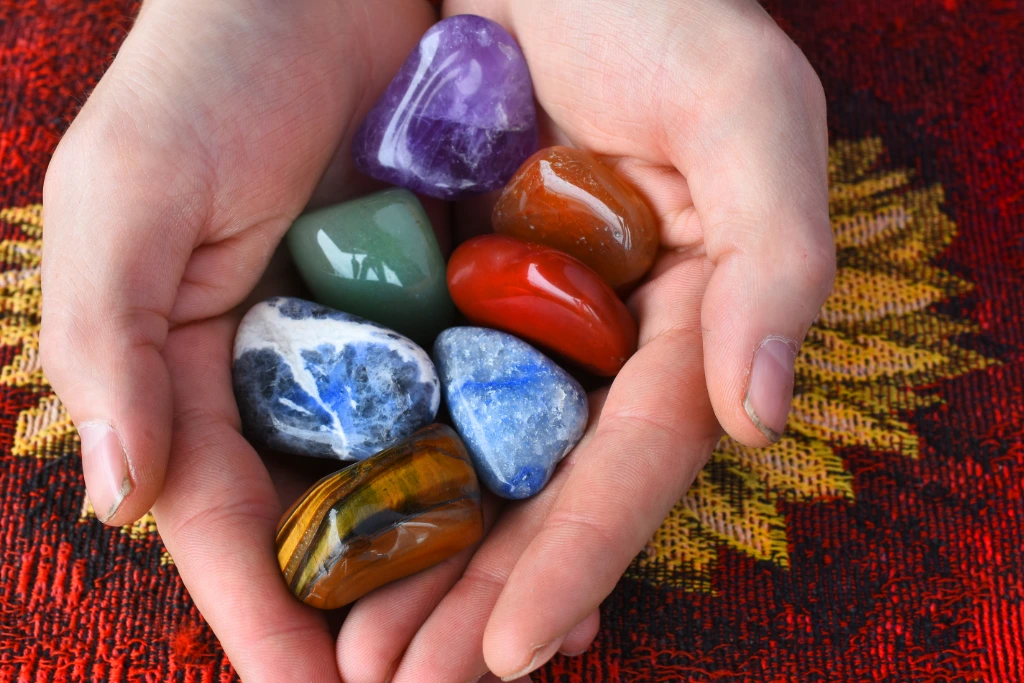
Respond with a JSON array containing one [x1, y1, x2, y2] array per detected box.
[[232, 297, 440, 460], [433, 327, 588, 499]]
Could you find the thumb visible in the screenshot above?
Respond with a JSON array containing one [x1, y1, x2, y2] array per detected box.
[[679, 27, 835, 446], [40, 86, 204, 525]]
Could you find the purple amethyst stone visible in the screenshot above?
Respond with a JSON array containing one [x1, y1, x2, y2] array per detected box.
[[352, 15, 538, 200]]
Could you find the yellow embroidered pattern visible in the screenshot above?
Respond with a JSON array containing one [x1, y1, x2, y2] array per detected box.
[[629, 138, 993, 590], [0, 204, 165, 557]]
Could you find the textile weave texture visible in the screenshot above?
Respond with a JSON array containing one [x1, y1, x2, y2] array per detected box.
[[2, 1, 1023, 681]]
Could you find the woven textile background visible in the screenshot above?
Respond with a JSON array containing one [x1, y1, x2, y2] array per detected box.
[[2, 1, 1023, 681]]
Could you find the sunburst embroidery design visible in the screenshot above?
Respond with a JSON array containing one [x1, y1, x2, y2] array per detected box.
[[629, 138, 993, 591]]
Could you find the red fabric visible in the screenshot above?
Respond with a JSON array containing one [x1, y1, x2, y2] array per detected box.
[[1, 1, 1023, 681]]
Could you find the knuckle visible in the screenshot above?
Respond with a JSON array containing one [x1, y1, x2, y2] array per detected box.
[[757, 26, 828, 131], [172, 403, 239, 442], [39, 298, 90, 386], [45, 65, 215, 217], [544, 510, 619, 551], [42, 137, 76, 207], [744, 19, 808, 77], [771, 228, 836, 311], [600, 408, 685, 445], [459, 564, 510, 595], [727, 18, 823, 109], [163, 491, 278, 548], [801, 61, 828, 118], [801, 239, 838, 301], [39, 295, 169, 391]]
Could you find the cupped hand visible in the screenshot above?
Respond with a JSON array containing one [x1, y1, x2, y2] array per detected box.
[[335, 0, 835, 681], [40, 0, 441, 680]]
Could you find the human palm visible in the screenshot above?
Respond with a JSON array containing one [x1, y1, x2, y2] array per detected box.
[[333, 2, 833, 680], [41, 0, 833, 681], [42, 1, 442, 680]]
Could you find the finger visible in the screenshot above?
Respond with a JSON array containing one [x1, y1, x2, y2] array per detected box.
[[480, 266, 721, 678], [40, 0, 441, 526], [392, 478, 562, 683], [392, 392, 608, 683], [40, 95, 200, 525], [151, 316, 340, 682], [335, 497, 500, 683], [450, 0, 834, 445], [39, 1, 267, 526], [665, 16, 834, 445], [559, 610, 600, 657], [337, 561, 466, 683]]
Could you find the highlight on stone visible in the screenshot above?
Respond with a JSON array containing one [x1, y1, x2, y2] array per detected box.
[[234, 15, 663, 608], [352, 14, 538, 199], [447, 235, 639, 376], [276, 424, 483, 610], [434, 327, 588, 499], [286, 188, 454, 346], [232, 297, 439, 461], [493, 146, 660, 292]]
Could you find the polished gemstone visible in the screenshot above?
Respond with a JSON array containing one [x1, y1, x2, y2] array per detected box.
[[493, 146, 659, 291], [232, 297, 439, 460], [276, 424, 483, 610], [447, 236, 638, 376], [434, 327, 588, 499], [286, 189, 454, 345], [352, 14, 538, 200]]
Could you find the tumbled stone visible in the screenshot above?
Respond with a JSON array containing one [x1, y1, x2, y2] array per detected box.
[[447, 235, 639, 376], [232, 297, 439, 460], [493, 146, 659, 292], [434, 328, 588, 499], [277, 424, 483, 609], [286, 188, 454, 345], [352, 14, 538, 200]]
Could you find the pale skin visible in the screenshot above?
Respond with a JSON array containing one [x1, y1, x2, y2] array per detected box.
[[40, 0, 835, 681]]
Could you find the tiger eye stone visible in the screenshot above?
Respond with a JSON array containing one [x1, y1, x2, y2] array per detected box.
[[492, 146, 659, 292], [276, 424, 483, 610]]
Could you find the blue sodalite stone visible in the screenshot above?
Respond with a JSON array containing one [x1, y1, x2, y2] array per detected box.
[[433, 327, 588, 499], [232, 297, 440, 460]]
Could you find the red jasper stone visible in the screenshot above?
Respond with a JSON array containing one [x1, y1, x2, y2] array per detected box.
[[493, 146, 659, 293], [447, 235, 638, 376]]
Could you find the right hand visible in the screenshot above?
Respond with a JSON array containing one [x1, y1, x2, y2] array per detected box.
[[40, 1, 440, 679]]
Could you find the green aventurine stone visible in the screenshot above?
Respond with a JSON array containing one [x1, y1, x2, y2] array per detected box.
[[286, 189, 454, 344]]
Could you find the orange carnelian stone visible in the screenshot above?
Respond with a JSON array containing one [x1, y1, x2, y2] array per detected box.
[[447, 235, 638, 376], [493, 146, 659, 292]]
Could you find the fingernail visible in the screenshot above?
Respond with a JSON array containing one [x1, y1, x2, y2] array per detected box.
[[78, 421, 132, 523], [500, 638, 563, 681], [744, 337, 797, 443]]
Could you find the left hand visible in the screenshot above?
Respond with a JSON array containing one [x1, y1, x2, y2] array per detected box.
[[335, 0, 835, 681]]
